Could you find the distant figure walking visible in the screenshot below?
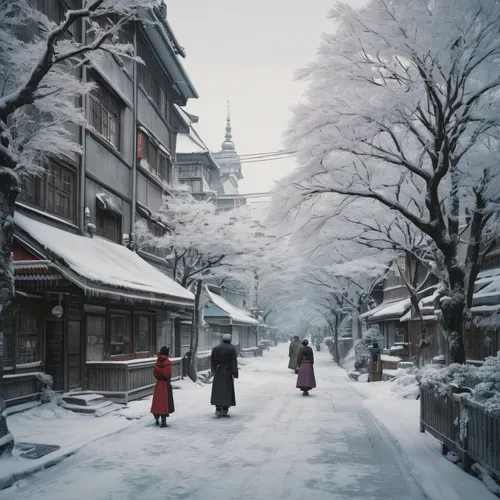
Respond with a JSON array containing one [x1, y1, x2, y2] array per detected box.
[[151, 346, 175, 427], [288, 335, 301, 374], [296, 339, 316, 396], [210, 334, 239, 417]]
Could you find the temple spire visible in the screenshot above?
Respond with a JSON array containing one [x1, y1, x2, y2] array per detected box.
[[221, 100, 235, 151]]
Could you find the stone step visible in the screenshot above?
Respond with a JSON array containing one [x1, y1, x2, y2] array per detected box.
[[60, 393, 122, 417]]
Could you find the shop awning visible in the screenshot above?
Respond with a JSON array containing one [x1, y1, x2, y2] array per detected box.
[[14, 213, 194, 307], [204, 288, 259, 326]]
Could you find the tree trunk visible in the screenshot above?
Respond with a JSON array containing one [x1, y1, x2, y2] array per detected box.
[[188, 279, 203, 382], [441, 261, 466, 364], [0, 172, 18, 456], [332, 315, 340, 365], [351, 309, 360, 342]]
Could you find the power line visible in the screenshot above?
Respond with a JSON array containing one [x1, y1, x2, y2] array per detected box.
[[239, 150, 296, 159], [240, 154, 295, 164]]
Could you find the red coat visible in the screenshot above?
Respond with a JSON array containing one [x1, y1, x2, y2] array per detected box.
[[150, 355, 172, 415]]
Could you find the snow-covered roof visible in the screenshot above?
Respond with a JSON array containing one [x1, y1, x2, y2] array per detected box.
[[381, 354, 402, 363], [15, 213, 194, 306], [204, 289, 259, 326], [360, 300, 400, 320], [176, 133, 206, 154], [370, 298, 412, 320]]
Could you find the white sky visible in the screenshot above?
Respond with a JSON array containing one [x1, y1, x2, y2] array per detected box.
[[168, 0, 367, 194]]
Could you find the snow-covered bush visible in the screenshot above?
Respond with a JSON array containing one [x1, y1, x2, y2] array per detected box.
[[36, 373, 60, 405], [420, 357, 500, 415], [354, 326, 384, 372], [390, 372, 420, 400]]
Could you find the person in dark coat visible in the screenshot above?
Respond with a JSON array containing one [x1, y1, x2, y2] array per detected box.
[[210, 334, 238, 417], [151, 346, 175, 427], [296, 338, 316, 396], [288, 335, 301, 373]]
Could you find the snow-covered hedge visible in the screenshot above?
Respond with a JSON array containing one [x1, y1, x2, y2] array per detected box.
[[420, 356, 500, 416]]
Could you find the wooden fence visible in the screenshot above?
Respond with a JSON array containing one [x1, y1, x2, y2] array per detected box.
[[85, 354, 212, 404], [420, 386, 500, 482], [3, 373, 42, 407]]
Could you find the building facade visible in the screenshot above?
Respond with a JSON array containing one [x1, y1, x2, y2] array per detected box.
[[175, 108, 220, 200], [5, 2, 198, 404], [363, 249, 500, 365]]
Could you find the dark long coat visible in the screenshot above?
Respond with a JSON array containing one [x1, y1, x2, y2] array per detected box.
[[288, 340, 301, 370], [150, 355, 175, 416], [210, 341, 239, 407]]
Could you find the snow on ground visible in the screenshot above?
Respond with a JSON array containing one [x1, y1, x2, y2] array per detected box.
[[0, 344, 495, 500], [352, 373, 498, 500]]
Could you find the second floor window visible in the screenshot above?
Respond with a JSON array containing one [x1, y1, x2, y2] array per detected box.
[[96, 209, 122, 244], [179, 164, 201, 178], [140, 132, 172, 184], [19, 162, 76, 222], [88, 81, 120, 149], [47, 163, 75, 220], [35, 0, 65, 24]]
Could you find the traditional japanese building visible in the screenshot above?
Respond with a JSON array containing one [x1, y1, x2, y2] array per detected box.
[[5, 2, 198, 405]]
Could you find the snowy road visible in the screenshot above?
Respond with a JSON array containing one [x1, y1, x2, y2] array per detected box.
[[2, 345, 428, 500]]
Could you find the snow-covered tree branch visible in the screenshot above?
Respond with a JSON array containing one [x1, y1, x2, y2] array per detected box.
[[280, 0, 500, 364]]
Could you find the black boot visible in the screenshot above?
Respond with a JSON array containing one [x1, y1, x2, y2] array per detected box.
[[160, 415, 167, 428], [215, 407, 222, 418], [154, 414, 159, 426]]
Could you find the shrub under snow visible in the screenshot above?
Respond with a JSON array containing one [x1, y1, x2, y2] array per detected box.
[[420, 356, 500, 415], [354, 326, 384, 372]]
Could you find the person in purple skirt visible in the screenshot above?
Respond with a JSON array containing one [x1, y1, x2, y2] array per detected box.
[[296, 338, 316, 396]]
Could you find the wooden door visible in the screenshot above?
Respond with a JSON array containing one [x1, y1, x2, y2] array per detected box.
[[45, 320, 64, 391], [67, 320, 81, 390]]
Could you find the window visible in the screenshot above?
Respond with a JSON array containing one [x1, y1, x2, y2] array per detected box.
[[17, 310, 39, 364], [96, 208, 122, 243], [145, 220, 166, 258], [179, 164, 200, 178], [35, 0, 65, 24], [86, 316, 106, 361], [159, 154, 172, 184], [20, 175, 44, 207], [110, 313, 131, 355], [47, 163, 75, 220], [140, 132, 172, 182], [3, 315, 14, 368], [156, 313, 171, 353], [19, 162, 76, 222], [135, 315, 152, 353], [138, 46, 169, 120], [88, 81, 120, 148], [203, 166, 212, 183], [183, 179, 203, 193]]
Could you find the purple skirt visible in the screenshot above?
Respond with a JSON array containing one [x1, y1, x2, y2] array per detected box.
[[296, 361, 316, 390]]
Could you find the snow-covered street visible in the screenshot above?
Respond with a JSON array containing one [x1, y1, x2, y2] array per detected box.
[[2, 345, 432, 500]]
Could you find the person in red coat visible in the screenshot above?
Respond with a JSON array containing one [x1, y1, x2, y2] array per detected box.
[[151, 346, 175, 427]]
